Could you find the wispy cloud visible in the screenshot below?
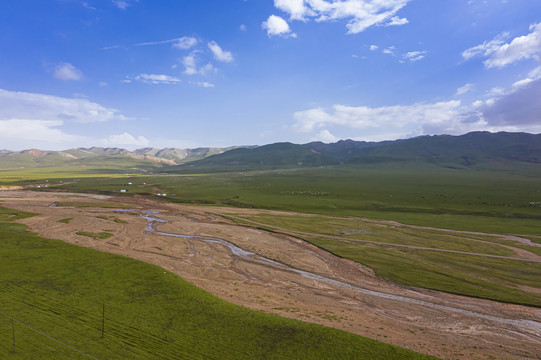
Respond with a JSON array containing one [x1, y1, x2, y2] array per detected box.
[[190, 81, 215, 88], [462, 23, 541, 68], [0, 88, 132, 150], [208, 41, 234, 62], [456, 83, 474, 96], [135, 36, 198, 49], [402, 50, 427, 62], [182, 52, 215, 75], [135, 74, 181, 84], [0, 88, 128, 123], [112, 0, 138, 10], [53, 63, 84, 81]]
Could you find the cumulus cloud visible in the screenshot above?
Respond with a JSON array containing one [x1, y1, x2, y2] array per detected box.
[[369, 45, 378, 51], [135, 73, 181, 84], [208, 41, 234, 62], [312, 129, 339, 143], [292, 74, 541, 141], [102, 132, 150, 147], [387, 16, 408, 26], [293, 101, 464, 133], [262, 15, 297, 38], [274, 0, 308, 21], [272, 0, 411, 34], [479, 77, 541, 130], [53, 63, 84, 81], [462, 23, 541, 68], [0, 88, 128, 123]]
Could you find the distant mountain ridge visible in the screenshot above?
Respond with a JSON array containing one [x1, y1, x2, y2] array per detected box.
[[0, 146, 248, 169], [1, 132, 540, 172], [167, 131, 541, 173]]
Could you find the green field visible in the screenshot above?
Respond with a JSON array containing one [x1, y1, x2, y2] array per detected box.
[[39, 164, 541, 235], [0, 206, 435, 359]]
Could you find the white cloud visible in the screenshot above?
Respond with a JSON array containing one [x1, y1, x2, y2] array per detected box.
[[456, 83, 474, 96], [402, 50, 427, 62], [240, 24, 247, 32], [386, 16, 408, 26], [262, 15, 297, 38], [0, 119, 84, 150], [182, 52, 215, 75], [312, 129, 339, 143], [292, 73, 541, 140], [53, 63, 84, 81], [463, 23, 541, 68], [102, 132, 150, 147], [112, 0, 138, 10], [135, 73, 181, 84], [190, 81, 215, 88], [112, 0, 129, 9], [135, 36, 198, 50], [382, 46, 395, 55], [0, 88, 128, 124], [208, 41, 234, 62], [272, 0, 411, 34], [293, 101, 464, 133], [274, 0, 308, 21], [369, 45, 378, 51], [172, 37, 198, 50]]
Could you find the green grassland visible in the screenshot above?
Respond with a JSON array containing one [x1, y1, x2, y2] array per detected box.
[[0, 206, 435, 359], [49, 164, 541, 235]]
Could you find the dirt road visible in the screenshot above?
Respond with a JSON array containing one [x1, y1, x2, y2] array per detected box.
[[1, 190, 540, 360]]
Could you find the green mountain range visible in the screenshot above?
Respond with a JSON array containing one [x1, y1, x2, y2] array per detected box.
[[1, 132, 540, 173]]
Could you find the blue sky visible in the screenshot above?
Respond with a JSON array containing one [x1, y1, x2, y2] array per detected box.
[[1, 0, 541, 150]]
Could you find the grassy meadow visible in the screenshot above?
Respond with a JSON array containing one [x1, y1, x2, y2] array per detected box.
[[30, 163, 541, 235], [0, 206, 434, 359]]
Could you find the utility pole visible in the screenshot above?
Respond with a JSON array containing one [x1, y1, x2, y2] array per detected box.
[[11, 317, 15, 353], [101, 303, 105, 339]]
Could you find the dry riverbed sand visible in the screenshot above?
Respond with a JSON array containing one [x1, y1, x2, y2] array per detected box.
[[1, 190, 540, 360]]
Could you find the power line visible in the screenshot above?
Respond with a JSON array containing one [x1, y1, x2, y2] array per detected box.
[[0, 311, 99, 360], [2, 281, 263, 359]]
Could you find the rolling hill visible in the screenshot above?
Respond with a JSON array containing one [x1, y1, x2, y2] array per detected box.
[[166, 131, 541, 173]]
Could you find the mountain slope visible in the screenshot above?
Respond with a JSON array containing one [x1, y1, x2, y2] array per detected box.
[[166, 132, 541, 173]]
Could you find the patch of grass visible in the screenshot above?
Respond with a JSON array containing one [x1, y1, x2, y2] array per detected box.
[[55, 165, 541, 234], [76, 231, 114, 239], [114, 218, 128, 224], [57, 217, 73, 224], [0, 205, 435, 359]]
